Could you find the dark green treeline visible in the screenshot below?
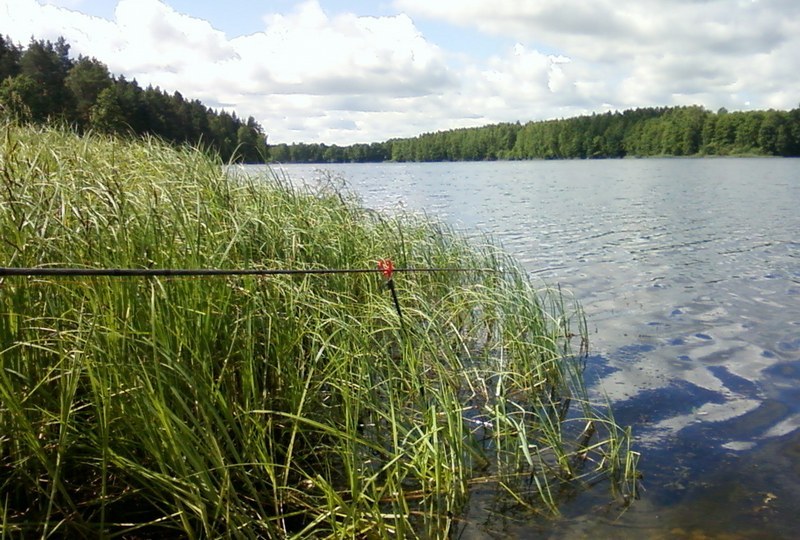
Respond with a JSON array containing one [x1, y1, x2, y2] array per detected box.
[[4, 36, 798, 165], [0, 36, 267, 163], [272, 105, 800, 163]]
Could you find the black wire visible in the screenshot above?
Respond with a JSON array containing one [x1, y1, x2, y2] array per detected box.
[[0, 266, 497, 278]]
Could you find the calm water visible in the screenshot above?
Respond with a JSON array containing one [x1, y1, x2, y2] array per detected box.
[[256, 159, 800, 538]]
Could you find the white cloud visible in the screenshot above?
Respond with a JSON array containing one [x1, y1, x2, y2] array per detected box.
[[1, 0, 799, 144], [112, 0, 235, 69], [1, 0, 456, 143], [229, 3, 453, 97], [395, 0, 800, 113]]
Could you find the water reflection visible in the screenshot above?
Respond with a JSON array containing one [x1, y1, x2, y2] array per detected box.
[[248, 158, 800, 536]]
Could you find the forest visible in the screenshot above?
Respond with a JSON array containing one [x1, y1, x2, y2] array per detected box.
[[0, 36, 268, 163], [3, 35, 799, 164], [271, 105, 800, 163]]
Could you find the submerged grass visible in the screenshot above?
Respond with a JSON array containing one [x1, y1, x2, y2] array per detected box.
[[0, 122, 639, 538]]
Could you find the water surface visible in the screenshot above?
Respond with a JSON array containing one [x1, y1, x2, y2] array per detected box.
[[255, 159, 800, 538]]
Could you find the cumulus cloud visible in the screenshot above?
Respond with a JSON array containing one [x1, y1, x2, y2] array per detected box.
[[1, 0, 456, 143], [1, 0, 798, 143], [395, 0, 800, 113], [230, 2, 453, 97]]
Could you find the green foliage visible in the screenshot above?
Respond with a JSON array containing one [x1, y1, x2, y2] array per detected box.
[[0, 35, 267, 163], [65, 56, 112, 128], [388, 106, 800, 161], [0, 75, 45, 122], [0, 35, 22, 81], [0, 123, 638, 538], [17, 37, 74, 122], [89, 81, 142, 134], [275, 106, 800, 163], [268, 141, 390, 163]]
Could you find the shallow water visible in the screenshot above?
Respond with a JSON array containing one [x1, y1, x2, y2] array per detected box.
[[253, 159, 800, 538]]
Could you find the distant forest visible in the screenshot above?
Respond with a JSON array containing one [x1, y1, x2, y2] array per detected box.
[[271, 105, 800, 163], [0, 36, 268, 163], [3, 36, 799, 165]]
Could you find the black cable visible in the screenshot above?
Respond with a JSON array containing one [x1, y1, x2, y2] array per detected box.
[[0, 266, 497, 278]]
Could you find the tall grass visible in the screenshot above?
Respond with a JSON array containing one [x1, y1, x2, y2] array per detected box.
[[0, 122, 638, 538]]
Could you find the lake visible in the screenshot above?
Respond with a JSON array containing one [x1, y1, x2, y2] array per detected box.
[[251, 159, 800, 538]]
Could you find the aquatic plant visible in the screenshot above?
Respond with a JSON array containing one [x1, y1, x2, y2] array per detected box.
[[0, 122, 638, 538]]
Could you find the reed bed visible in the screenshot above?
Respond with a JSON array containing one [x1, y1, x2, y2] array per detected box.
[[0, 122, 638, 538]]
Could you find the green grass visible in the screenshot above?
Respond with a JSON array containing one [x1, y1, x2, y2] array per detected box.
[[0, 122, 639, 538]]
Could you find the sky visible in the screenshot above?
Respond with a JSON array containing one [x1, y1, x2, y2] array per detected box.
[[1, 0, 798, 145]]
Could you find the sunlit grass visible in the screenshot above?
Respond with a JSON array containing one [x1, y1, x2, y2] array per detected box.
[[0, 122, 638, 538]]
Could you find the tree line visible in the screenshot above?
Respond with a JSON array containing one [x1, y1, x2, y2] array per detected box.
[[0, 36, 268, 163], [3, 36, 799, 164], [273, 105, 800, 163]]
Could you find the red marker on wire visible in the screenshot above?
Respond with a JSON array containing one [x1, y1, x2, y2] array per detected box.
[[378, 258, 404, 327]]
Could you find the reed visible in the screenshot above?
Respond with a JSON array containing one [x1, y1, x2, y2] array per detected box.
[[0, 122, 638, 538]]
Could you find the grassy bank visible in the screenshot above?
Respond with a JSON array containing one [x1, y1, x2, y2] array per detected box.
[[0, 123, 638, 538]]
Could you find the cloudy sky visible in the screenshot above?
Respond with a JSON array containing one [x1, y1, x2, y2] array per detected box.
[[1, 0, 798, 144]]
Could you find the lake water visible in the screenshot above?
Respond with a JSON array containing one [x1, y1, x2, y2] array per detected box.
[[253, 159, 800, 538]]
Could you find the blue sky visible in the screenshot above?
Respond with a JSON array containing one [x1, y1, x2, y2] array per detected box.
[[1, 0, 798, 144]]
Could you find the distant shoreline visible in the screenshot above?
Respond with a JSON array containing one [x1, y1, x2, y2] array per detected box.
[[267, 105, 800, 163], [267, 152, 790, 165]]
